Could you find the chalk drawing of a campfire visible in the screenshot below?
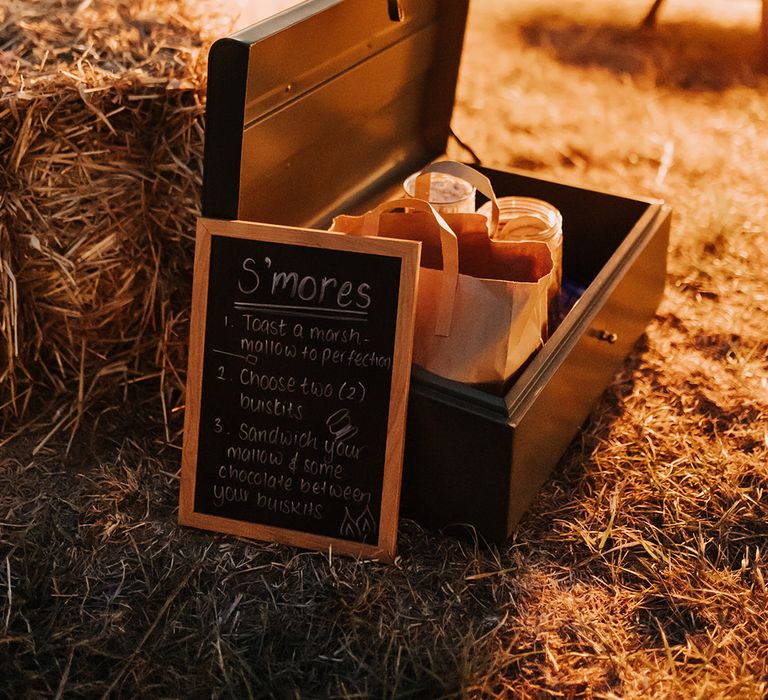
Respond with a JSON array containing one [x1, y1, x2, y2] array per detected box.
[[340, 505, 376, 542]]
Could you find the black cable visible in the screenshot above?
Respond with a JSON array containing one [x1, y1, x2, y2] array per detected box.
[[449, 127, 482, 164]]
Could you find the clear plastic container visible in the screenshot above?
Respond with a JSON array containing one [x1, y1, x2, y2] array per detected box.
[[478, 196, 563, 334], [403, 170, 476, 215]]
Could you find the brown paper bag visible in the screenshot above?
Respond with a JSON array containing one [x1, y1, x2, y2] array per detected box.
[[331, 194, 553, 388]]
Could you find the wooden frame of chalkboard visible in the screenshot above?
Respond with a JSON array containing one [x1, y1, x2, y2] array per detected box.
[[179, 218, 420, 561]]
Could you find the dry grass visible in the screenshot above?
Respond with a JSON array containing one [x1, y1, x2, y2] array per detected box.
[[2, 0, 768, 697]]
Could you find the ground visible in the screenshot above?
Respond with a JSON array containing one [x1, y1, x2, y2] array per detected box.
[[1, 0, 768, 697]]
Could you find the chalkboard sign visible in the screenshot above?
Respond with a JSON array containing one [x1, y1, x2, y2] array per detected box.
[[180, 218, 420, 560]]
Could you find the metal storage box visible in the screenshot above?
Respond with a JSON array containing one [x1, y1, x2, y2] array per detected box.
[[201, 0, 671, 544]]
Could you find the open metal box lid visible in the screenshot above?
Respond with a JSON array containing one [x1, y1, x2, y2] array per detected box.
[[202, 0, 469, 226]]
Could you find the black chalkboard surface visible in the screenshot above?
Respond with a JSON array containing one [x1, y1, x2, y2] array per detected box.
[[180, 218, 420, 560]]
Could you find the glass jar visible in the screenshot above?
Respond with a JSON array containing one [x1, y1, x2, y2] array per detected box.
[[403, 170, 476, 215], [478, 196, 563, 334]]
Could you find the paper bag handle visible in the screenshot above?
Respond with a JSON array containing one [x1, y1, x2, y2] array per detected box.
[[360, 197, 458, 337], [415, 161, 500, 235]]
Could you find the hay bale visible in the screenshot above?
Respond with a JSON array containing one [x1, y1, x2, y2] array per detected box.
[[0, 0, 210, 428]]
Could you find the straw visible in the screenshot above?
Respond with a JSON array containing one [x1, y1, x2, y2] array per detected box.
[[0, 0, 211, 439]]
